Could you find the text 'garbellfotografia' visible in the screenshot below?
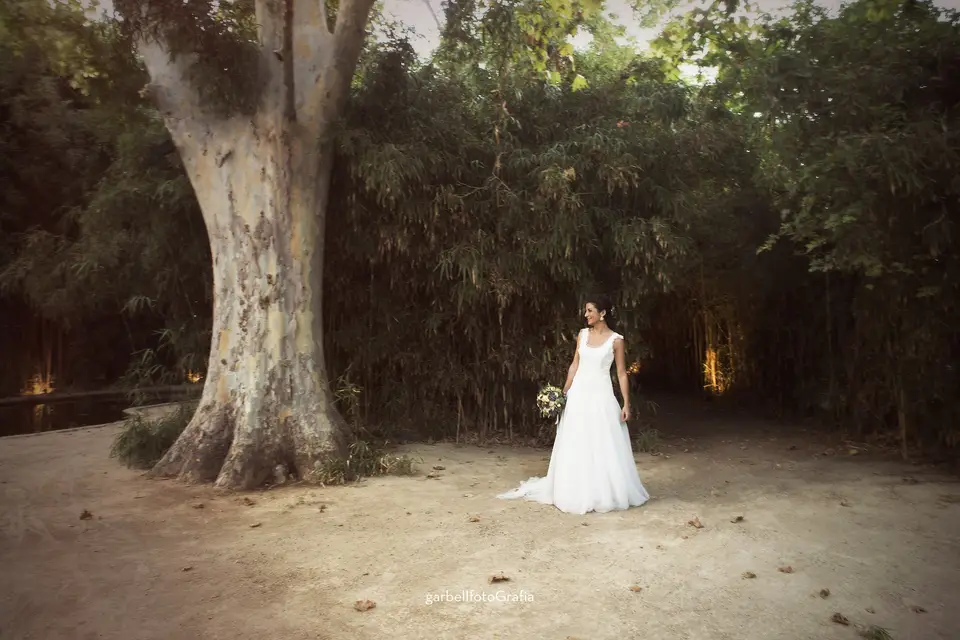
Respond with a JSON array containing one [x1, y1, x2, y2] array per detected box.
[[424, 589, 535, 605]]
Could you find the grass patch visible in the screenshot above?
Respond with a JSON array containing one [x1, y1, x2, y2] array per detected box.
[[110, 402, 418, 483], [109, 404, 194, 469], [633, 428, 662, 453], [306, 440, 420, 485]]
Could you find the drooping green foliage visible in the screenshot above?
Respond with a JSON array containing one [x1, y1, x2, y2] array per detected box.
[[0, 0, 133, 392], [0, 0, 210, 393], [652, 0, 960, 451], [323, 30, 756, 438], [110, 402, 196, 468], [111, 0, 261, 115], [2, 0, 958, 458]]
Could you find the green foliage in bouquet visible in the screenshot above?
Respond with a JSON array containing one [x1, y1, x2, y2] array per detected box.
[[536, 384, 566, 422]]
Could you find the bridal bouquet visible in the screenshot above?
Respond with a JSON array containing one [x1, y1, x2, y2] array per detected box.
[[536, 384, 566, 422]]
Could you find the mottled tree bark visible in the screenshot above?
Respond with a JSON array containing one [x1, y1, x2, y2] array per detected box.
[[137, 0, 375, 489]]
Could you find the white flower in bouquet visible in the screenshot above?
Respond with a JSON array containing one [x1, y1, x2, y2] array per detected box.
[[536, 384, 565, 422]]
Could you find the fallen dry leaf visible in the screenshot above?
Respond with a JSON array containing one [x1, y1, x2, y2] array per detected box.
[[742, 571, 757, 579], [688, 517, 704, 529], [489, 572, 510, 584], [354, 599, 376, 612], [857, 624, 893, 640], [778, 566, 794, 574], [629, 585, 643, 592], [820, 588, 831, 598], [831, 613, 849, 625], [79, 510, 93, 520]]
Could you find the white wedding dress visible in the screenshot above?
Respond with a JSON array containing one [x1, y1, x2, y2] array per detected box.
[[497, 328, 650, 514]]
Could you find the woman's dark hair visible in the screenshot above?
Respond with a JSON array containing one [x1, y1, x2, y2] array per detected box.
[[584, 294, 619, 332]]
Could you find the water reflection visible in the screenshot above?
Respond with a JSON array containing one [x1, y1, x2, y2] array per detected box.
[[0, 399, 129, 438]]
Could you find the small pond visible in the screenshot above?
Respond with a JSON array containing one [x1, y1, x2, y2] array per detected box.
[[0, 399, 130, 438]]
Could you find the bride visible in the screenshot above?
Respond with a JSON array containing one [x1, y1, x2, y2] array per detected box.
[[497, 296, 650, 514]]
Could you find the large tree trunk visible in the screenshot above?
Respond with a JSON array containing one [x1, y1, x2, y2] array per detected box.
[[150, 119, 345, 488], [134, 0, 376, 489]]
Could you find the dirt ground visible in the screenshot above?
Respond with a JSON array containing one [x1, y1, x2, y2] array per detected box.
[[2, 399, 959, 640]]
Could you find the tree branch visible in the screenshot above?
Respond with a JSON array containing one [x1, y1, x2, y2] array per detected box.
[[421, 0, 441, 31], [255, 0, 284, 53], [290, 0, 334, 123], [255, 0, 297, 120], [137, 34, 210, 138], [294, 0, 332, 38], [282, 0, 296, 121], [292, 0, 376, 127], [329, 0, 377, 111]]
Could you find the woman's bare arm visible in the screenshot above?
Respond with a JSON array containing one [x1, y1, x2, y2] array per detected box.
[[614, 337, 630, 418], [562, 330, 582, 394]]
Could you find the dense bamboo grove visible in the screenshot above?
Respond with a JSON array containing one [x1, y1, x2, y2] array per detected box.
[[2, 0, 957, 456]]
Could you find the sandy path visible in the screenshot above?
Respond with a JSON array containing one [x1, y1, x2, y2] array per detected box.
[[1, 414, 959, 640]]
